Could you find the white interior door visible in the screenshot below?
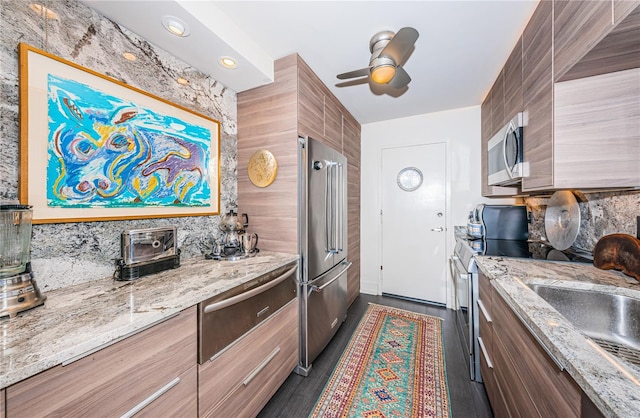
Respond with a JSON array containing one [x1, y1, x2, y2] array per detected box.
[[381, 143, 447, 304]]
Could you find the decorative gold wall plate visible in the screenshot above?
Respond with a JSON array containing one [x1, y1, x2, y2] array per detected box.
[[248, 149, 278, 187]]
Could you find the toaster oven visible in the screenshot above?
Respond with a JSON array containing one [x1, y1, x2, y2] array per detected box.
[[114, 226, 180, 281]]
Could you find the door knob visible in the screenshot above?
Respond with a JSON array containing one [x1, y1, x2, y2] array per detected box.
[[431, 227, 445, 232]]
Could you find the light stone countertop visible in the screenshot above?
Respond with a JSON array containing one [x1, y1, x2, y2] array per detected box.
[[0, 251, 298, 389], [476, 256, 640, 418]]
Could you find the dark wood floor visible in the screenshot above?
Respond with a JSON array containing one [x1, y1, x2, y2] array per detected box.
[[258, 294, 493, 417]]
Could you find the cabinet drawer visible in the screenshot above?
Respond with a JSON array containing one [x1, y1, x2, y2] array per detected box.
[[199, 299, 298, 418], [479, 339, 510, 418], [493, 292, 581, 417], [135, 365, 197, 418], [6, 307, 197, 417], [492, 333, 542, 418]]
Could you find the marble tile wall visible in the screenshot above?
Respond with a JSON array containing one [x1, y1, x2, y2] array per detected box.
[[525, 190, 640, 252], [0, 0, 238, 290]]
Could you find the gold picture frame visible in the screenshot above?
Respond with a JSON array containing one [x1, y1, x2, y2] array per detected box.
[[19, 43, 221, 224]]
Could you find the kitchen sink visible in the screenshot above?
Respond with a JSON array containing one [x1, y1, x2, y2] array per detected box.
[[528, 284, 640, 368]]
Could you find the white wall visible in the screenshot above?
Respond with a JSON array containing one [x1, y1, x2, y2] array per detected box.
[[360, 106, 515, 308]]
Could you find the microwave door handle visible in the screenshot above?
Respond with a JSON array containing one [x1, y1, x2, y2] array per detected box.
[[503, 122, 514, 179]]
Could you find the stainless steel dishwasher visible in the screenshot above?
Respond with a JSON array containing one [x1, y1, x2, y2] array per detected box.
[[198, 262, 298, 363]]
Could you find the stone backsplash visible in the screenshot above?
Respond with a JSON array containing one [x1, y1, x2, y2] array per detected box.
[[525, 190, 640, 253], [0, 0, 237, 290]]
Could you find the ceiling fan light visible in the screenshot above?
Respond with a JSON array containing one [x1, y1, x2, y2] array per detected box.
[[371, 65, 396, 84]]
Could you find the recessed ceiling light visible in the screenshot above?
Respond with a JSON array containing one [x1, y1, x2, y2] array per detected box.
[[123, 52, 136, 61], [29, 3, 59, 20], [176, 77, 189, 85], [219, 56, 238, 69], [161, 16, 190, 37]]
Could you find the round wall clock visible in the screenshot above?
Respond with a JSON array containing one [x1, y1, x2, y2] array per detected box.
[[248, 149, 278, 187]]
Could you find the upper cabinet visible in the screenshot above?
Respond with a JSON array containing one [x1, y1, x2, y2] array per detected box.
[[554, 0, 613, 81], [522, 0, 554, 191], [482, 0, 640, 195]]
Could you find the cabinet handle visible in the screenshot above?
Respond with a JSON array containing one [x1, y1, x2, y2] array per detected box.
[[478, 337, 493, 369], [242, 347, 281, 386], [120, 377, 181, 418], [478, 299, 492, 323], [204, 265, 297, 313]]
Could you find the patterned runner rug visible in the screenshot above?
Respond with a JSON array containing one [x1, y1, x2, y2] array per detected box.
[[310, 303, 450, 418]]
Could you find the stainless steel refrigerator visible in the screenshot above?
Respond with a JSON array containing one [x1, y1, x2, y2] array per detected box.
[[295, 136, 351, 376]]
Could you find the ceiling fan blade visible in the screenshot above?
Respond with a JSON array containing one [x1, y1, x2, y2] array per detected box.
[[380, 27, 419, 64], [388, 66, 411, 89], [337, 67, 371, 80], [335, 77, 370, 88]]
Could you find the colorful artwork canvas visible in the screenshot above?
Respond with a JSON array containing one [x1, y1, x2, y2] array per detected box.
[[46, 75, 211, 208]]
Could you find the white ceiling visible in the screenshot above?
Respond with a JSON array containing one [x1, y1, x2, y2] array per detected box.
[[84, 1, 539, 124]]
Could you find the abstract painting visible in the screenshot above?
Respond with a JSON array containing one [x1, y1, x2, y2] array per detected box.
[[19, 43, 220, 223], [47, 75, 211, 208]]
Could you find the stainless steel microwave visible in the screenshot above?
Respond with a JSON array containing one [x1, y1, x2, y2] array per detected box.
[[488, 112, 524, 186]]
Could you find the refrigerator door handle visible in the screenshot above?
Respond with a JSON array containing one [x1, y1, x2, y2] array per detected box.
[[326, 161, 339, 254], [310, 261, 352, 292], [325, 161, 332, 253], [337, 163, 344, 252]]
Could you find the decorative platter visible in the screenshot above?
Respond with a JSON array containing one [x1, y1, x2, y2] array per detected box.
[[248, 149, 278, 187]]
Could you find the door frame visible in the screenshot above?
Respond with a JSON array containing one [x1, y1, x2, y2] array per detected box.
[[375, 141, 453, 308]]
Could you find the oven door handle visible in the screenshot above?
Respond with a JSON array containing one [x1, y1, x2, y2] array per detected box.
[[204, 265, 297, 313], [450, 256, 468, 281]]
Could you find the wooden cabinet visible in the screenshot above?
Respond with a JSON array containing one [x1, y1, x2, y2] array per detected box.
[[490, 71, 504, 131], [343, 115, 361, 305], [503, 36, 523, 122], [522, 0, 554, 191], [1, 389, 4, 418], [478, 271, 605, 417], [6, 307, 198, 417], [519, 0, 640, 192], [238, 54, 361, 305], [554, 0, 613, 82], [199, 299, 298, 418]]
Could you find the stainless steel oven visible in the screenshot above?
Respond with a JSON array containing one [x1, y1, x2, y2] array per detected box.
[[451, 240, 481, 382]]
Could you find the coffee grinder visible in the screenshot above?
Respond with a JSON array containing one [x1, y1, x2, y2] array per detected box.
[[0, 204, 46, 319]]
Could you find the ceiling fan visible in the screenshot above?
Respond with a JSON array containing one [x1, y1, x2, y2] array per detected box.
[[336, 27, 419, 89]]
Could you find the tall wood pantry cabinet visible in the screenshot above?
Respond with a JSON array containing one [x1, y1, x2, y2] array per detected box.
[[237, 54, 361, 306]]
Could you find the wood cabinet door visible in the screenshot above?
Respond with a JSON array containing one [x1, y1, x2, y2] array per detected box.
[[614, 0, 640, 23], [347, 162, 360, 306], [1, 389, 4, 418], [492, 289, 581, 417], [503, 36, 523, 123], [522, 0, 554, 191], [554, 0, 613, 82], [490, 70, 504, 133], [6, 307, 197, 417], [298, 59, 325, 141], [523, 0, 553, 103], [553, 68, 640, 189], [342, 114, 361, 166], [324, 96, 343, 151]]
